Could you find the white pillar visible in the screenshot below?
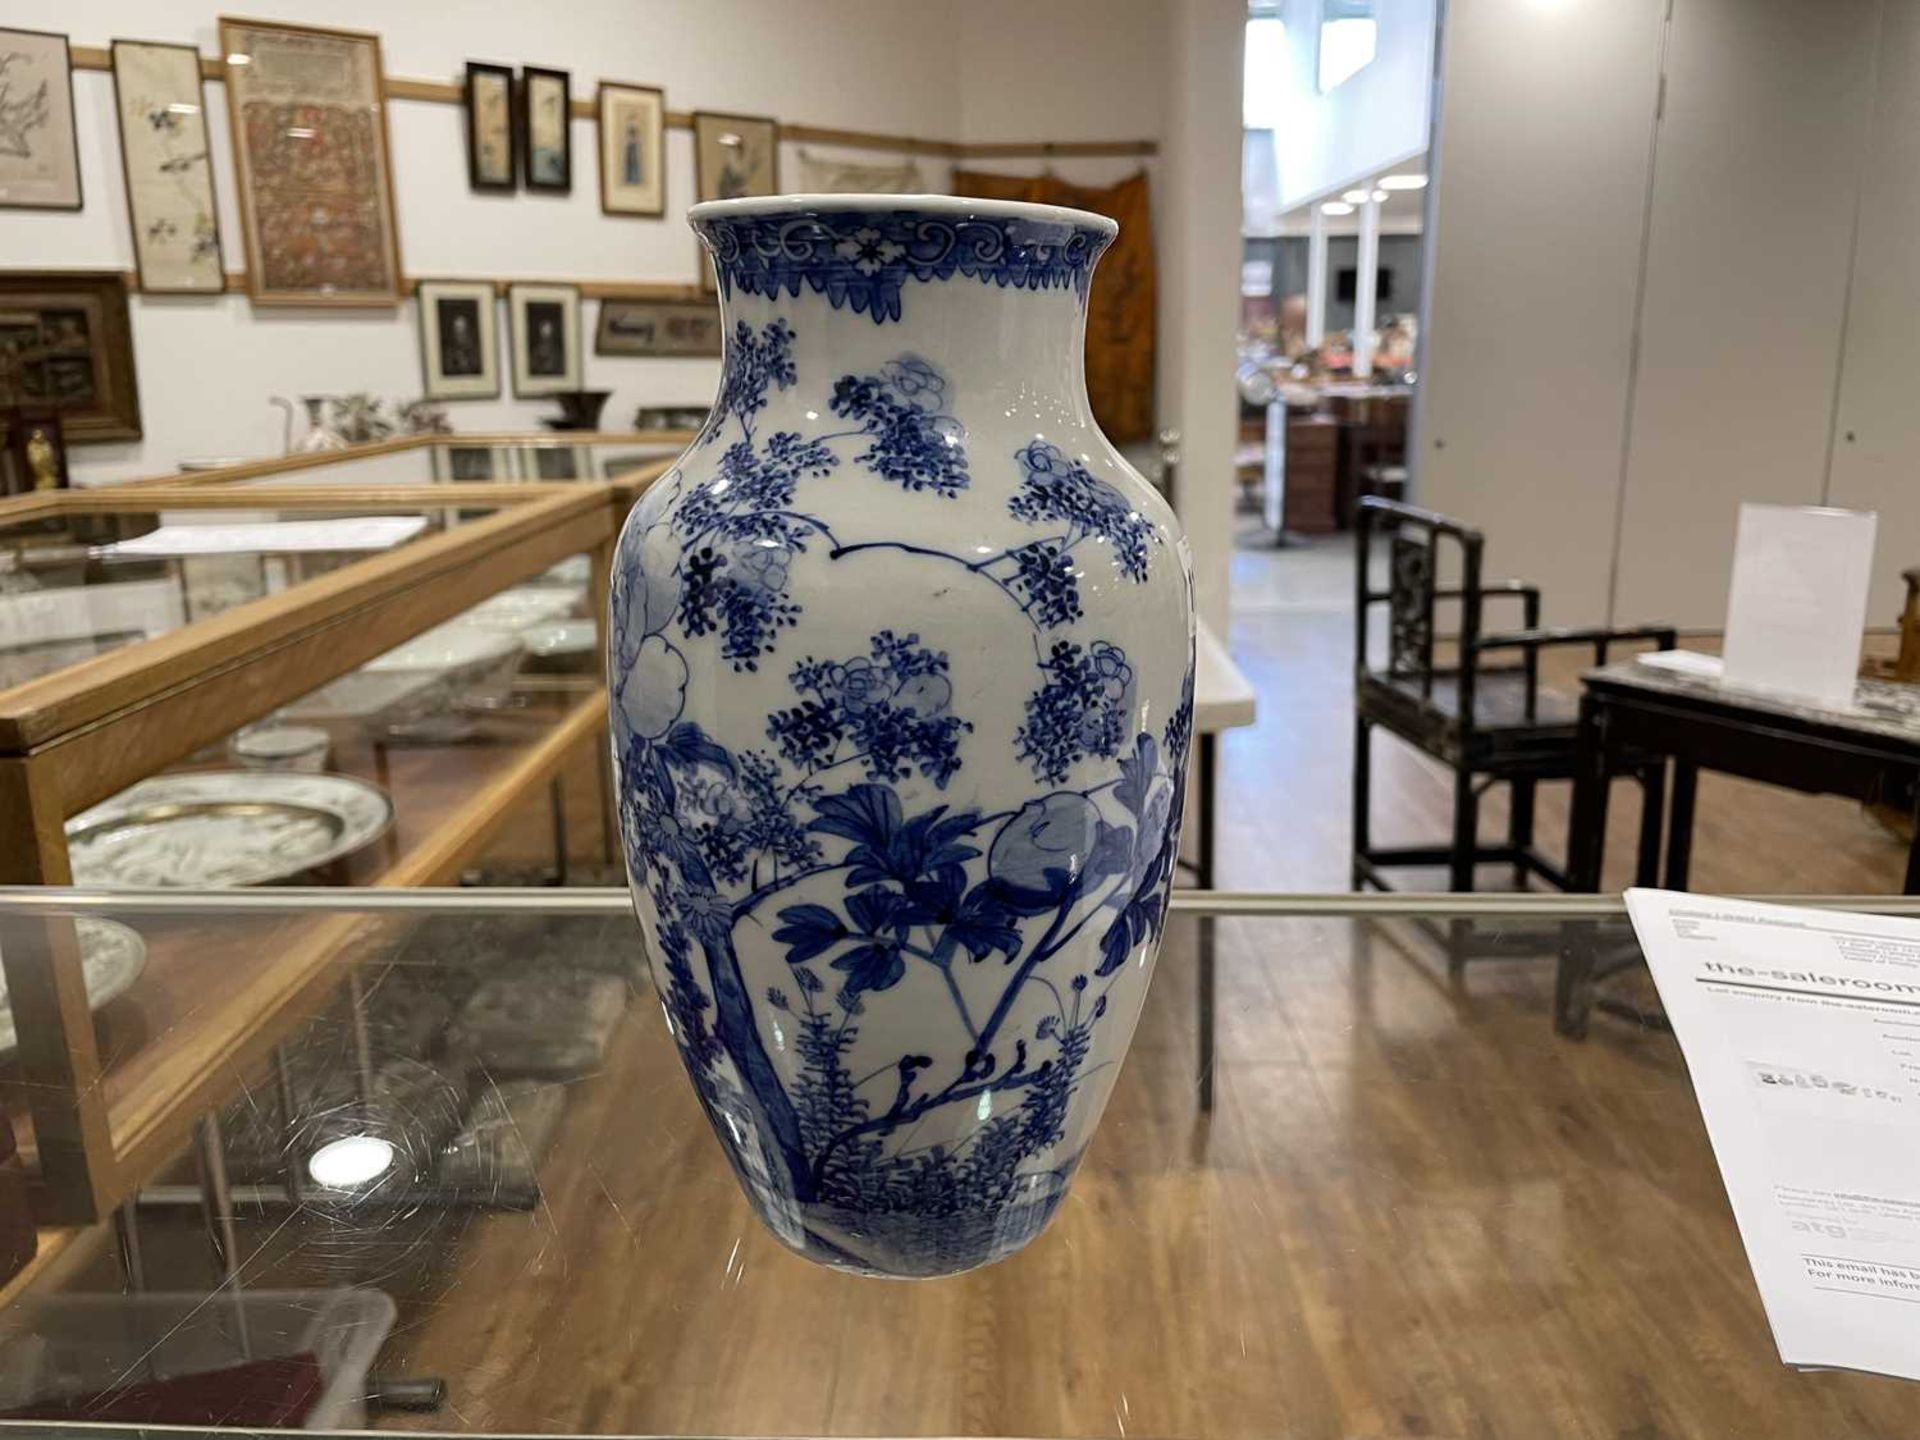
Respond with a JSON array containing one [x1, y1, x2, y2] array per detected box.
[[1305, 205, 1328, 348], [1157, 0, 1244, 639], [1352, 184, 1381, 378]]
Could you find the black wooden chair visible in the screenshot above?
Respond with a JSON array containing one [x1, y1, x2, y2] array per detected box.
[[1352, 497, 1675, 904]]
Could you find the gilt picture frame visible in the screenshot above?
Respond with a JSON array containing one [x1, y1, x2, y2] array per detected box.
[[597, 82, 665, 217], [692, 110, 779, 203], [111, 40, 227, 294], [218, 16, 403, 306], [0, 28, 81, 211], [595, 298, 721, 358]]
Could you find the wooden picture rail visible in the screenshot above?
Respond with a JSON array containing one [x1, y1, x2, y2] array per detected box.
[[65, 44, 1156, 162]]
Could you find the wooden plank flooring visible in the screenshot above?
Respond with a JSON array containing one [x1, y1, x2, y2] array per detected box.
[[52, 536, 1920, 1437]]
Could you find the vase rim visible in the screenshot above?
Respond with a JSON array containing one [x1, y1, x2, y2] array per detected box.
[[687, 192, 1118, 237]]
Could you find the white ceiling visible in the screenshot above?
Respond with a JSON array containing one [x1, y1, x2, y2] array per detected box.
[[1267, 154, 1429, 238]]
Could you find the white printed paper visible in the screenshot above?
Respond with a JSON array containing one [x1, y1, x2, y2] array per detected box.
[[1627, 890, 1920, 1380], [94, 516, 429, 558], [1721, 504, 1876, 706]]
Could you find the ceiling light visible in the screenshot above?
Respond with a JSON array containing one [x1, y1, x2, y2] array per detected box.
[[1371, 189, 1389, 202], [1321, 201, 1355, 216], [1341, 189, 1370, 204], [1379, 174, 1428, 190], [308, 1134, 396, 1189]]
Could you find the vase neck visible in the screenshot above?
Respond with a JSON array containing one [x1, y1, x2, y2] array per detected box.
[[697, 201, 1113, 418]]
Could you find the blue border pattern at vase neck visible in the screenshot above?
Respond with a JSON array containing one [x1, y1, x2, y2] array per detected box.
[[690, 201, 1116, 326]]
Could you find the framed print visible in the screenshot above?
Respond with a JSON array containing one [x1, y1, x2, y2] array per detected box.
[[416, 279, 499, 401], [520, 67, 572, 193], [595, 298, 721, 358], [508, 283, 580, 397], [110, 41, 226, 293], [0, 29, 81, 210], [693, 110, 779, 202], [218, 17, 403, 305], [464, 61, 515, 192], [431, 442, 516, 481], [0, 272, 142, 443], [531, 444, 591, 480], [597, 83, 664, 217]]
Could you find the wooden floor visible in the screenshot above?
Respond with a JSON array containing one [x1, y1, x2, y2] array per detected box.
[[59, 533, 1920, 1438]]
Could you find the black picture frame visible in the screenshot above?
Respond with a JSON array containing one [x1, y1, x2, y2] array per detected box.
[[464, 61, 516, 193], [518, 66, 573, 194]]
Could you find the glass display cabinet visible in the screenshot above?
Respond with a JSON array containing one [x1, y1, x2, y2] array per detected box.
[[121, 432, 689, 509], [0, 483, 623, 1222], [0, 889, 1915, 1439]]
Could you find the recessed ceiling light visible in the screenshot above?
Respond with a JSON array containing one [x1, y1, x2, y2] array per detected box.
[[1321, 201, 1355, 216], [1379, 174, 1428, 190], [1341, 189, 1370, 204], [1371, 189, 1389, 203], [308, 1134, 396, 1189]]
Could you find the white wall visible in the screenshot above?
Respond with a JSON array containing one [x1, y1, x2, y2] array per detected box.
[[8, 0, 970, 482], [1828, 0, 1920, 623], [1272, 0, 1434, 209], [1420, 0, 1910, 632], [1419, 0, 1666, 622], [1611, 0, 1878, 626]]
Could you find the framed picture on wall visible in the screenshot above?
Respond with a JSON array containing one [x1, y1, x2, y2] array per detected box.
[[519, 66, 572, 193], [595, 298, 721, 357], [416, 279, 500, 400], [0, 29, 81, 210], [0, 272, 142, 443], [217, 17, 403, 305], [110, 40, 226, 293], [693, 110, 779, 202], [597, 83, 665, 217], [507, 283, 581, 397], [464, 61, 515, 192]]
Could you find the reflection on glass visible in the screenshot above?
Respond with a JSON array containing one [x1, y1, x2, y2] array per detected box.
[[1318, 0, 1378, 91]]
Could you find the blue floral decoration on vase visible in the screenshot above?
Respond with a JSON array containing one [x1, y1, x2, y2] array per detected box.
[[612, 196, 1194, 1277]]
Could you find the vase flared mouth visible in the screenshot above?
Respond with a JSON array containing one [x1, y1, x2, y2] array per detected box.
[[688, 192, 1118, 238], [689, 194, 1116, 324]]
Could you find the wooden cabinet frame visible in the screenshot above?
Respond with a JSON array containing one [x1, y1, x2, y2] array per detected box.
[[0, 480, 624, 1222]]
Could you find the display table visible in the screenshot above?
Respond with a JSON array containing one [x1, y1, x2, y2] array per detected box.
[[1, 888, 1918, 1438], [1568, 659, 1920, 894]]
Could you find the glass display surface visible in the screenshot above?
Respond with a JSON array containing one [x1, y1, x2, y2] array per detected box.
[[1, 891, 1917, 1439], [0, 503, 503, 696]]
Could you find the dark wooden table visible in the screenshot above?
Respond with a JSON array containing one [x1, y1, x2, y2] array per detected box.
[[1568, 661, 1920, 895], [1558, 660, 1920, 1034]]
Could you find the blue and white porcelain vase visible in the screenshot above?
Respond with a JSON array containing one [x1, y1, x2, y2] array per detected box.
[[610, 195, 1195, 1278]]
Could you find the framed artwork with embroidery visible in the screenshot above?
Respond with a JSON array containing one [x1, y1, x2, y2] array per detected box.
[[0, 28, 81, 210], [111, 40, 227, 293], [218, 17, 403, 306]]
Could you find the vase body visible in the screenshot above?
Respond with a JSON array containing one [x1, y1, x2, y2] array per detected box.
[[610, 195, 1195, 1277]]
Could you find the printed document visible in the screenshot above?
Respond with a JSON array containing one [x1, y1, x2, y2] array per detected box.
[[1627, 890, 1920, 1381]]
